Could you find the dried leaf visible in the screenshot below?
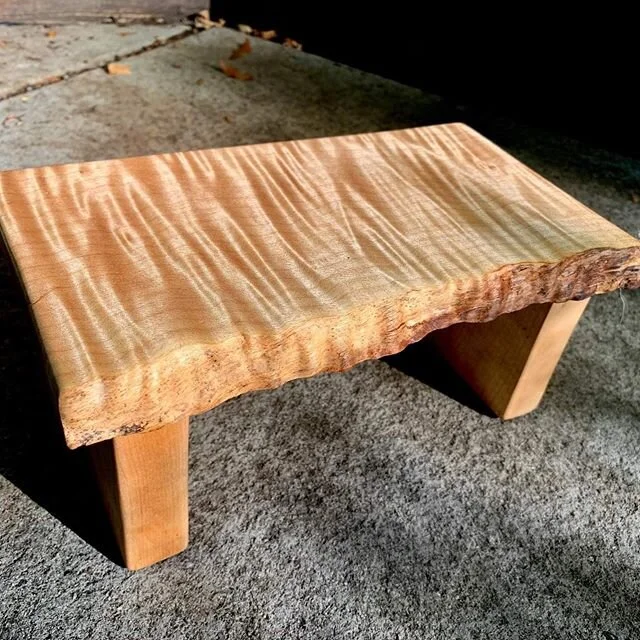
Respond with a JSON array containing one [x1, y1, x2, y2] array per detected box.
[[2, 114, 23, 128], [230, 38, 252, 60], [237, 24, 253, 35], [194, 10, 225, 29], [195, 78, 204, 86], [219, 60, 253, 81], [259, 30, 277, 40], [106, 62, 131, 75], [39, 75, 62, 87], [223, 115, 233, 123], [283, 37, 302, 50], [45, 29, 57, 38]]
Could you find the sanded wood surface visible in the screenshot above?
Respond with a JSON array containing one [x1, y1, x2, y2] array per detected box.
[[90, 417, 189, 569], [0, 123, 639, 448], [432, 299, 589, 419]]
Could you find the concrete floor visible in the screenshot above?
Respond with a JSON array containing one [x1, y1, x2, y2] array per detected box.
[[0, 23, 441, 169], [0, 23, 639, 640]]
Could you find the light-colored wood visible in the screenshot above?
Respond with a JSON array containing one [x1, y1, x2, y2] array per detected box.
[[431, 299, 589, 418], [90, 417, 189, 570], [0, 123, 639, 448]]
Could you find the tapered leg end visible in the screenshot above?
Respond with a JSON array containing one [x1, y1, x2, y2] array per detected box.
[[431, 299, 589, 418], [90, 417, 189, 570]]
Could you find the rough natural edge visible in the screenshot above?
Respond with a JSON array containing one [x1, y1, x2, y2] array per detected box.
[[60, 245, 640, 448]]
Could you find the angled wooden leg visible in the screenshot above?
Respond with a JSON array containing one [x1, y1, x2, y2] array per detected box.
[[89, 417, 189, 570], [431, 299, 589, 418]]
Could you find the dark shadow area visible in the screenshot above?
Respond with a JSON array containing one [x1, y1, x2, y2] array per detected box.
[[212, 3, 638, 157], [199, 384, 640, 636], [0, 242, 122, 565], [552, 351, 640, 428], [384, 335, 495, 417]]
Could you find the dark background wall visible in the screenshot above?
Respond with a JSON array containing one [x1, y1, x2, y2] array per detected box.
[[211, 3, 638, 156], [1, 1, 636, 155]]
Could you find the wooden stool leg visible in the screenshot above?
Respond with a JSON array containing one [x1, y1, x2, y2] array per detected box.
[[89, 417, 189, 570], [431, 299, 589, 419]]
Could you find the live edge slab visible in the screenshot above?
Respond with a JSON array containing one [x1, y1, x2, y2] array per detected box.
[[1, 123, 639, 569]]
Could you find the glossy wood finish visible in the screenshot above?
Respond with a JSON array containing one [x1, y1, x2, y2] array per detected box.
[[432, 299, 589, 418], [90, 417, 189, 570], [1, 123, 639, 448]]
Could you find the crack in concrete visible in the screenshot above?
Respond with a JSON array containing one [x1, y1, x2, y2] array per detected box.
[[0, 26, 197, 102]]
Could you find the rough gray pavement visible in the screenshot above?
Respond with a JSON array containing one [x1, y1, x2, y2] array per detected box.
[[0, 27, 441, 171], [0, 25, 639, 640], [0, 23, 191, 99]]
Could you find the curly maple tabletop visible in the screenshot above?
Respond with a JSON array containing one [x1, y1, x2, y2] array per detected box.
[[0, 123, 639, 448]]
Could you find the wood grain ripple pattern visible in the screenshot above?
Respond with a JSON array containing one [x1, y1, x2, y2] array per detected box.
[[0, 123, 638, 447]]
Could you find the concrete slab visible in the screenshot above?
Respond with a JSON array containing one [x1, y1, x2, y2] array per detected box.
[[0, 0, 204, 24], [0, 27, 443, 170], [0, 23, 191, 99]]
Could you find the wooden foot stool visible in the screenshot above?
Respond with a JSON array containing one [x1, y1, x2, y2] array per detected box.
[[1, 124, 638, 569]]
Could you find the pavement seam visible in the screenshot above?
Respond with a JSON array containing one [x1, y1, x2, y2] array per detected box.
[[0, 25, 197, 103]]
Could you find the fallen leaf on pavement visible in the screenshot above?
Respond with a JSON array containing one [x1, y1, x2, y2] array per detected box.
[[40, 74, 61, 86], [2, 114, 23, 128], [219, 60, 253, 81], [106, 62, 131, 75], [230, 38, 252, 60], [196, 78, 204, 85], [238, 24, 253, 35], [194, 10, 225, 29], [283, 37, 302, 50], [259, 30, 277, 40], [45, 29, 57, 38]]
